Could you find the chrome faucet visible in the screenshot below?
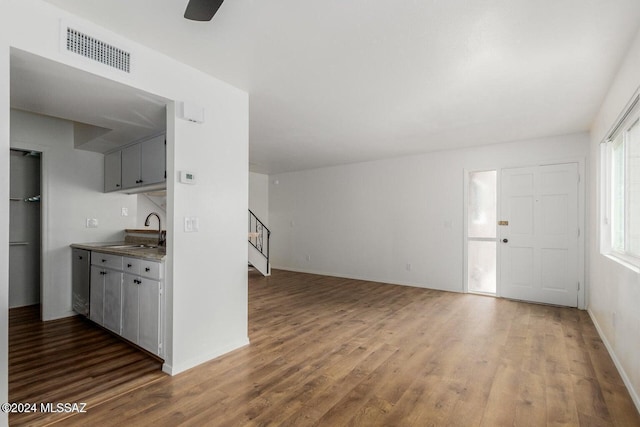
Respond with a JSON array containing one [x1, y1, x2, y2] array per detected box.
[[144, 212, 165, 247]]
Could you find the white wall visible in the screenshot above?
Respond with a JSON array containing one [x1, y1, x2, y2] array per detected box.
[[11, 109, 138, 319], [0, 16, 10, 427], [588, 26, 640, 411], [0, 2, 248, 415], [249, 172, 269, 225], [136, 194, 167, 229], [270, 133, 588, 293]]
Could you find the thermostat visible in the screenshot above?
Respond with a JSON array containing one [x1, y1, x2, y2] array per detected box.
[[179, 171, 196, 184]]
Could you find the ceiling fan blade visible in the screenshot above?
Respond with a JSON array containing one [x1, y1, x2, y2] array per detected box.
[[184, 0, 224, 21]]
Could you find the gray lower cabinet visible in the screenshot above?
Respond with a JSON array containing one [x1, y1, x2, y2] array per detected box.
[[121, 273, 139, 343], [89, 261, 123, 334], [138, 277, 161, 354], [89, 266, 104, 324], [89, 252, 164, 358], [103, 270, 122, 334], [122, 272, 162, 355]]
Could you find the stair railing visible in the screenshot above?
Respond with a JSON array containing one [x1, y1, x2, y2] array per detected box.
[[248, 209, 270, 269]]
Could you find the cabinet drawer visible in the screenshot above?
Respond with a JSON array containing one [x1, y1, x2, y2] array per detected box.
[[91, 253, 123, 270], [140, 260, 162, 280], [123, 257, 141, 275]]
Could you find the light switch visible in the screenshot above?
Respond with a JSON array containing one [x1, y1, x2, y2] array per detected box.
[[184, 216, 199, 232], [86, 218, 98, 228], [121, 207, 128, 217]]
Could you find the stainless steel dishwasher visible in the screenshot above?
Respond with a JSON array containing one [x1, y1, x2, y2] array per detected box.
[[72, 248, 91, 316]]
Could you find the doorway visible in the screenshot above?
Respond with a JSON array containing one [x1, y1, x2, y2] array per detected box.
[[9, 149, 41, 309], [465, 162, 582, 307], [466, 170, 497, 294]]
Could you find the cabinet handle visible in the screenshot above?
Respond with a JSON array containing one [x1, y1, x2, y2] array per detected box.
[[102, 259, 107, 263], [127, 263, 132, 268], [100, 271, 107, 275], [78, 256, 83, 260], [145, 267, 151, 272], [116, 184, 121, 187]]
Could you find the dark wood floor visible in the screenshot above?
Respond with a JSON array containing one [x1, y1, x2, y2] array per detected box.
[[8, 305, 165, 426], [10, 269, 640, 426]]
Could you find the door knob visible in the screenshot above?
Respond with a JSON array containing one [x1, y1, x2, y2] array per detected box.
[[502, 238, 508, 243]]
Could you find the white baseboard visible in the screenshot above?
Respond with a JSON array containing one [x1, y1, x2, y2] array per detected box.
[[161, 363, 173, 375], [42, 309, 76, 322], [588, 309, 640, 414], [271, 265, 462, 294], [163, 337, 250, 376]]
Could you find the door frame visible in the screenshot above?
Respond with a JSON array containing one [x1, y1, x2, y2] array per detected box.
[[463, 157, 586, 309], [9, 141, 49, 319]]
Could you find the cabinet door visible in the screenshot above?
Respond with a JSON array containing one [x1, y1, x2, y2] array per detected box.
[[140, 135, 166, 186], [138, 278, 161, 355], [104, 151, 122, 192], [89, 266, 104, 325], [102, 269, 123, 334], [121, 273, 139, 344], [121, 144, 141, 189]]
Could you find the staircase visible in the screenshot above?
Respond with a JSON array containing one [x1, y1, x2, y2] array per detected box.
[[248, 210, 271, 276]]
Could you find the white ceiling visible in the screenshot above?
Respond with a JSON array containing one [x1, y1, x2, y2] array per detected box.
[[11, 49, 167, 153], [41, 0, 640, 173]]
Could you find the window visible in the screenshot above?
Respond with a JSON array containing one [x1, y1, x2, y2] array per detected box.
[[603, 95, 640, 268], [466, 170, 497, 294]]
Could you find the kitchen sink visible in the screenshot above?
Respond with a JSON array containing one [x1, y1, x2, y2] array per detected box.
[[104, 244, 159, 249]]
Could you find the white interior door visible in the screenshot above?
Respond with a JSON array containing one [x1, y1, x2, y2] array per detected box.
[[499, 163, 579, 307]]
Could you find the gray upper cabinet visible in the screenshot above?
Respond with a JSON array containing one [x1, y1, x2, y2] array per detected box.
[[140, 135, 166, 185], [104, 151, 122, 192], [121, 143, 142, 189], [105, 134, 166, 192]]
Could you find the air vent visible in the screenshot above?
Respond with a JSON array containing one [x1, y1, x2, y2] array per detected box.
[[66, 27, 130, 73]]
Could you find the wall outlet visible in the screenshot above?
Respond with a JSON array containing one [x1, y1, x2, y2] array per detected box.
[[86, 218, 98, 228], [121, 207, 128, 217]]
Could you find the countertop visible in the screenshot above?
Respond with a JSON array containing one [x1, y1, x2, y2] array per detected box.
[[71, 241, 166, 261]]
